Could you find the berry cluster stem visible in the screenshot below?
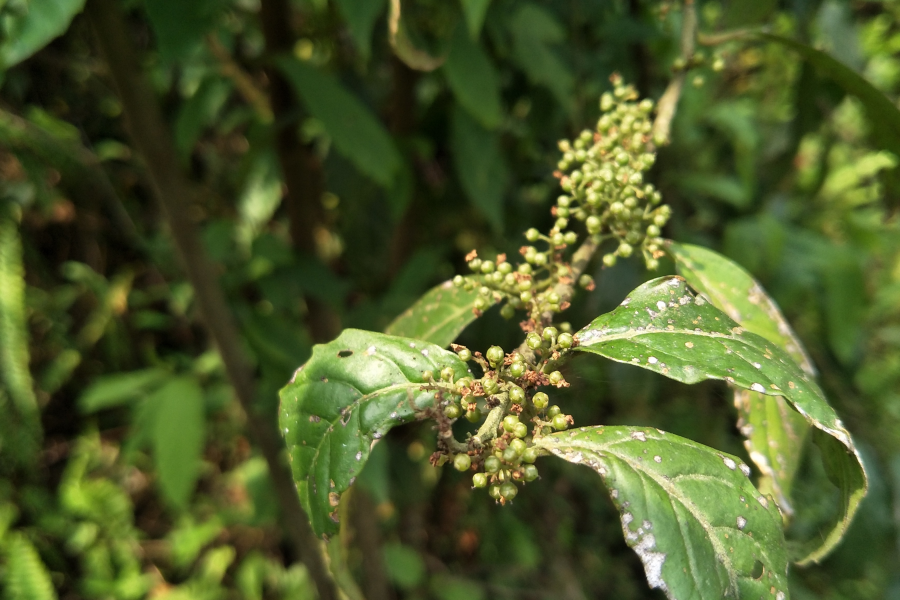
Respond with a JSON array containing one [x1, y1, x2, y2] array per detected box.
[[472, 392, 510, 448]]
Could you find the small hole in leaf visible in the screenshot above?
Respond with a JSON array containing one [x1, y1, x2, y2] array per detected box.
[[751, 560, 764, 579], [338, 350, 353, 358]]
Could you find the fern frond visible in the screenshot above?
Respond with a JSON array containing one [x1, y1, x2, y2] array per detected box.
[[2, 533, 58, 600]]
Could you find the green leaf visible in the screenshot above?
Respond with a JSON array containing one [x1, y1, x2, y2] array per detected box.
[[175, 76, 232, 159], [385, 279, 491, 347], [278, 58, 402, 187], [0, 0, 86, 70], [334, 0, 387, 60], [508, 3, 573, 111], [450, 106, 508, 232], [573, 276, 867, 564], [279, 329, 468, 537], [759, 32, 900, 159], [2, 532, 58, 600], [143, 0, 225, 63], [458, 0, 490, 39], [444, 23, 502, 129], [536, 426, 789, 600], [668, 242, 815, 516], [78, 367, 171, 413], [383, 542, 426, 590], [149, 376, 206, 509]]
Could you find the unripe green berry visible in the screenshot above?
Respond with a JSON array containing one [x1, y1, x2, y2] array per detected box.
[[472, 473, 488, 488], [474, 296, 490, 311], [522, 447, 538, 464], [518, 278, 532, 291], [525, 228, 540, 242], [422, 370, 434, 381], [548, 371, 564, 385], [555, 218, 568, 230], [457, 348, 472, 361], [518, 263, 532, 275], [466, 408, 482, 422], [509, 385, 526, 404], [586, 215, 602, 234], [489, 483, 502, 499], [481, 261, 495, 274], [557, 195, 571, 207], [498, 261, 513, 274], [454, 454, 472, 471], [503, 415, 520, 432], [603, 253, 617, 267], [610, 201, 624, 214], [533, 253, 548, 266], [453, 275, 465, 287], [546, 292, 561, 305], [646, 258, 660, 270], [523, 464, 539, 482], [513, 422, 528, 438], [482, 377, 499, 395], [484, 455, 501, 473], [502, 447, 520, 463], [468, 258, 482, 271], [542, 327, 558, 342], [526, 332, 542, 350], [441, 367, 455, 381], [508, 362, 526, 378], [560, 322, 572, 332], [552, 414, 569, 431], [646, 224, 661, 237], [532, 392, 549, 410], [578, 274, 594, 289], [444, 403, 462, 419], [520, 291, 533, 303], [564, 231, 578, 244], [509, 439, 527, 455], [552, 232, 565, 246], [500, 304, 515, 320], [486, 345, 504, 366], [490, 271, 503, 284], [499, 482, 518, 500], [504, 273, 517, 287], [547, 405, 562, 417], [558, 333, 574, 349], [618, 243, 633, 258]]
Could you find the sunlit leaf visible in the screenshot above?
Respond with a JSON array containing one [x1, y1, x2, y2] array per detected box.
[[444, 23, 502, 129], [150, 376, 206, 509], [573, 276, 867, 564], [668, 242, 814, 516], [278, 58, 402, 187], [279, 329, 468, 537], [0, 0, 86, 69], [536, 426, 789, 600], [450, 106, 508, 232], [2, 532, 58, 600], [385, 279, 491, 346], [78, 367, 170, 413]]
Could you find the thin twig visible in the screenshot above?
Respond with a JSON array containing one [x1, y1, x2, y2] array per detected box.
[[206, 35, 273, 122], [651, 0, 698, 147], [85, 2, 338, 599]]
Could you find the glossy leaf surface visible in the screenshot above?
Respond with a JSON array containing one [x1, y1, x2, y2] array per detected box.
[[668, 241, 811, 514], [536, 426, 789, 600], [573, 276, 866, 564], [279, 330, 468, 537], [385, 279, 490, 347]]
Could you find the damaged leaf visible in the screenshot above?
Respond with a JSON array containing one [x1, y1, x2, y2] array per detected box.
[[536, 426, 789, 600], [279, 329, 468, 537]]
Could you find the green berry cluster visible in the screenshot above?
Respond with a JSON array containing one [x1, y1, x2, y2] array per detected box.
[[555, 74, 670, 270]]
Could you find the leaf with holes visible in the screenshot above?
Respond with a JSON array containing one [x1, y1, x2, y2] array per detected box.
[[535, 426, 789, 600], [279, 329, 469, 537], [385, 279, 493, 347], [668, 241, 811, 516], [573, 276, 866, 564]]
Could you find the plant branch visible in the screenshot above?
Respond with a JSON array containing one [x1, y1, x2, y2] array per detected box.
[[651, 0, 697, 147], [85, 2, 337, 599], [472, 392, 509, 447], [206, 35, 273, 122]]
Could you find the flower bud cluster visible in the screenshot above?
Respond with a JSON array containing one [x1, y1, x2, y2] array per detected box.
[[556, 74, 670, 270]]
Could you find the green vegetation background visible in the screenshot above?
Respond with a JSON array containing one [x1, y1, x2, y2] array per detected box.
[[1, 0, 899, 598]]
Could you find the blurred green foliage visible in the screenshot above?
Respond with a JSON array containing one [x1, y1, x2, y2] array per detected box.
[[0, 0, 899, 598]]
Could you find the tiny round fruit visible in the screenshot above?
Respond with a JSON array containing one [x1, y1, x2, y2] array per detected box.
[[542, 327, 558, 342], [468, 258, 482, 271], [525, 228, 540, 242], [472, 473, 488, 488], [513, 422, 528, 438], [522, 447, 538, 463], [502, 447, 520, 463], [500, 482, 518, 500], [441, 367, 455, 381], [444, 404, 462, 419], [480, 260, 495, 274], [586, 215, 602, 234], [484, 455, 501, 473], [486, 346, 504, 366], [557, 333, 574, 349], [453, 275, 465, 287], [552, 414, 569, 431], [509, 385, 526, 404], [509, 439, 527, 455], [474, 296, 489, 311], [547, 405, 562, 417], [503, 415, 520, 432], [489, 484, 502, 499], [523, 464, 539, 482], [532, 392, 549, 410], [482, 377, 499, 395], [546, 292, 560, 305], [466, 408, 482, 423], [453, 454, 472, 471], [526, 332, 542, 350], [548, 371, 564, 385], [508, 362, 526, 378], [578, 274, 593, 288], [457, 348, 472, 361], [520, 290, 533, 303], [500, 304, 515, 320], [518, 278, 533, 291]]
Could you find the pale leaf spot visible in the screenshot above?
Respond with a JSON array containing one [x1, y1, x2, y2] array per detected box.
[[736, 516, 747, 530], [722, 456, 737, 470], [631, 431, 647, 442], [750, 383, 766, 393]]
